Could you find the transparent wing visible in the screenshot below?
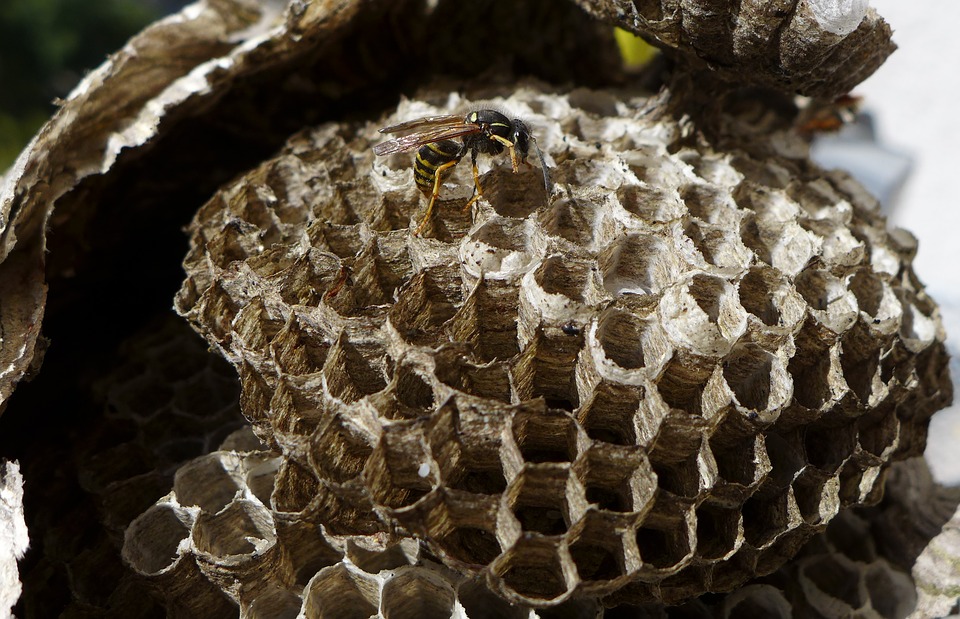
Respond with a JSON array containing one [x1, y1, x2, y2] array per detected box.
[[378, 114, 465, 136], [372, 124, 480, 156]]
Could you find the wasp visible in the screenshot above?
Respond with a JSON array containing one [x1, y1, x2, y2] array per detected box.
[[373, 109, 550, 235]]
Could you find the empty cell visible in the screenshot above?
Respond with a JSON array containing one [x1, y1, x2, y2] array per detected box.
[[738, 267, 785, 327], [271, 319, 330, 376], [536, 598, 602, 619], [309, 417, 374, 484], [302, 565, 378, 619], [272, 459, 320, 513], [384, 364, 435, 418], [436, 526, 501, 566], [655, 354, 713, 416], [511, 411, 579, 464], [448, 465, 508, 495], [681, 182, 735, 223], [321, 334, 388, 403], [568, 515, 626, 581], [122, 502, 192, 575], [511, 333, 580, 410], [763, 432, 805, 491], [788, 317, 841, 408], [345, 540, 416, 573], [457, 577, 529, 619], [497, 541, 570, 602], [722, 344, 775, 412], [848, 269, 886, 318], [538, 195, 598, 246], [635, 522, 691, 569], [389, 270, 460, 343], [533, 256, 591, 303], [193, 499, 276, 559], [839, 324, 882, 404], [741, 493, 789, 548], [803, 422, 857, 473], [585, 484, 633, 513], [173, 453, 243, 515], [243, 585, 302, 619], [480, 165, 549, 218], [710, 436, 762, 486], [233, 298, 285, 351], [381, 569, 456, 619], [577, 385, 640, 446], [683, 219, 751, 269], [275, 251, 342, 307], [650, 451, 701, 498], [695, 503, 741, 560], [596, 308, 647, 370], [792, 471, 836, 524], [864, 561, 917, 619], [658, 566, 711, 605], [800, 555, 866, 610], [617, 183, 684, 222], [857, 412, 899, 458], [448, 280, 521, 362], [366, 429, 436, 510], [508, 470, 573, 536], [513, 502, 569, 536], [599, 233, 682, 296], [245, 457, 281, 507], [461, 217, 535, 278]]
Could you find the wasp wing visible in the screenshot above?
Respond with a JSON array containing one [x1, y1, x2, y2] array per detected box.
[[378, 114, 464, 136], [372, 124, 481, 156]]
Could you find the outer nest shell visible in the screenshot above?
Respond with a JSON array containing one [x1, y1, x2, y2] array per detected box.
[[176, 87, 951, 606]]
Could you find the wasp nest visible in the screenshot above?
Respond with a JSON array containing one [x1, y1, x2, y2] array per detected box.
[[174, 85, 951, 607]]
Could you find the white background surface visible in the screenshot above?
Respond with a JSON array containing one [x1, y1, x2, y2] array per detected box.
[[856, 1, 960, 483]]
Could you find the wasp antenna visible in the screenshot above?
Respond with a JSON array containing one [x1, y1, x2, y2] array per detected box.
[[530, 135, 552, 197]]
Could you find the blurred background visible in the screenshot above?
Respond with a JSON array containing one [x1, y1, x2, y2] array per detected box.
[[0, 0, 957, 480]]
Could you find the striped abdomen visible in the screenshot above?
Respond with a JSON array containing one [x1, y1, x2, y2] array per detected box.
[[414, 140, 463, 193]]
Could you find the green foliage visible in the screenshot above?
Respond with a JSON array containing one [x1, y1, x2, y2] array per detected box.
[[0, 0, 160, 168]]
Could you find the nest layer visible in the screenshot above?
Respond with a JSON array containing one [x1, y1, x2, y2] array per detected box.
[[174, 86, 951, 605]]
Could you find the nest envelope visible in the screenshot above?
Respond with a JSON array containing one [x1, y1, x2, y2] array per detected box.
[[171, 86, 951, 607]]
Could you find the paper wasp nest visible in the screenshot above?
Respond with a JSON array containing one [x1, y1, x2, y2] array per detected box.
[[175, 86, 951, 606]]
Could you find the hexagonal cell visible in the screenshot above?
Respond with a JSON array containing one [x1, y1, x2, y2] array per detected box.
[[634, 508, 693, 570], [302, 564, 378, 619], [381, 568, 457, 619], [695, 502, 741, 561], [568, 512, 627, 582], [721, 343, 782, 412], [436, 525, 502, 566], [460, 217, 537, 280], [495, 538, 572, 603], [680, 182, 738, 224], [512, 329, 581, 410], [192, 499, 276, 561], [344, 538, 418, 574], [804, 421, 857, 474], [595, 307, 655, 371], [792, 469, 839, 525], [737, 266, 798, 329], [741, 493, 791, 549], [276, 521, 342, 587], [122, 502, 193, 576], [856, 408, 900, 459], [173, 453, 245, 514], [709, 435, 766, 487], [365, 424, 436, 510], [576, 384, 640, 446], [481, 165, 551, 218], [617, 183, 684, 223], [389, 268, 461, 345], [370, 362, 436, 420], [511, 410, 580, 464], [321, 332, 388, 403], [839, 322, 883, 404], [798, 555, 866, 611], [274, 250, 344, 308], [538, 194, 601, 246], [649, 448, 702, 499], [599, 232, 683, 296], [427, 402, 508, 496], [576, 444, 648, 514], [448, 279, 521, 362], [683, 219, 752, 270], [272, 458, 320, 513], [531, 255, 591, 303], [506, 468, 574, 536], [794, 268, 857, 330], [654, 353, 714, 416], [308, 415, 376, 484], [457, 576, 529, 619], [787, 320, 838, 410], [243, 584, 302, 619], [271, 317, 331, 376]]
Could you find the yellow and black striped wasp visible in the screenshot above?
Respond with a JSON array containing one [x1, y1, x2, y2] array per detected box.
[[373, 109, 550, 234]]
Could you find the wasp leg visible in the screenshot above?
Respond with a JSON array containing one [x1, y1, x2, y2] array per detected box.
[[462, 162, 484, 212], [490, 134, 520, 172], [415, 159, 459, 236]]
